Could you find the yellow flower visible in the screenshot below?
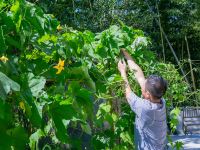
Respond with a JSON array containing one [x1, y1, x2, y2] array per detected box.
[[53, 59, 65, 74], [0, 56, 8, 63], [57, 25, 62, 31], [19, 101, 25, 112]]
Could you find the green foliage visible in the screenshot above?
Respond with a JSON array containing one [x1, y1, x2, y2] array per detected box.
[[168, 135, 184, 150], [32, 0, 200, 89], [170, 107, 181, 133], [0, 0, 190, 149]]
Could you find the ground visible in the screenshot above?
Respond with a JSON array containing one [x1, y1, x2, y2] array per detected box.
[[170, 134, 200, 150]]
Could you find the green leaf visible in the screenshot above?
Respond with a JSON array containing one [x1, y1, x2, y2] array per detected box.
[[0, 100, 12, 129], [67, 66, 96, 92], [50, 102, 77, 142], [52, 115, 68, 143], [7, 126, 29, 150], [19, 73, 42, 128], [170, 107, 181, 133], [0, 12, 15, 33], [76, 88, 93, 118], [0, 126, 28, 150], [10, 1, 20, 13], [24, 3, 45, 35], [50, 102, 77, 121], [0, 72, 20, 100], [100, 103, 111, 113], [10, 0, 22, 32], [0, 131, 12, 150], [5, 36, 21, 50], [30, 101, 43, 128], [38, 34, 57, 44], [28, 73, 46, 97], [170, 107, 180, 116], [38, 34, 51, 44]]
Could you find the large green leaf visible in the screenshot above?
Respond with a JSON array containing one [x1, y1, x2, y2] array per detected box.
[[0, 131, 12, 150], [0, 12, 15, 34], [28, 73, 46, 97], [67, 82, 93, 118], [19, 73, 43, 127], [52, 115, 68, 143], [5, 36, 21, 50], [67, 66, 96, 92], [50, 102, 77, 142], [0, 100, 12, 130], [20, 94, 42, 128], [7, 126, 29, 150], [24, 3, 45, 35], [50, 102, 77, 122], [0, 72, 20, 100]]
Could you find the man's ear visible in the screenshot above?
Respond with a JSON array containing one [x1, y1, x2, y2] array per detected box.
[[146, 91, 151, 99]]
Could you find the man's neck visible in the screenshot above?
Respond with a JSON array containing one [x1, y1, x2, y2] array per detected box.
[[150, 98, 161, 104]]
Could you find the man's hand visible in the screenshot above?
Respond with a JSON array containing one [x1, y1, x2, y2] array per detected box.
[[118, 60, 126, 74], [121, 48, 133, 61]]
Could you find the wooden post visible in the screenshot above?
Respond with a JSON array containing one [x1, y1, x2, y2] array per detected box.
[[185, 36, 196, 91]]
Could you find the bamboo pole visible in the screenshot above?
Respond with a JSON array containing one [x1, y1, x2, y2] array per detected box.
[[156, 2, 165, 62], [181, 41, 184, 60], [185, 36, 196, 91]]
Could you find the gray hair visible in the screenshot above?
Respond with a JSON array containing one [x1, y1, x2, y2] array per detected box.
[[145, 75, 167, 99]]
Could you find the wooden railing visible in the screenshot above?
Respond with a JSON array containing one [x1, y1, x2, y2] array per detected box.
[[183, 107, 200, 134]]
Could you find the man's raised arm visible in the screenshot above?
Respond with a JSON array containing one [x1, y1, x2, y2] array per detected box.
[[118, 60, 132, 98], [121, 48, 146, 91], [118, 60, 145, 116]]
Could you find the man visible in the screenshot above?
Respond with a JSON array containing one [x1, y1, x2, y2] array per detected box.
[[118, 49, 168, 150]]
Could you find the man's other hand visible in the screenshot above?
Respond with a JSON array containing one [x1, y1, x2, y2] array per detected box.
[[118, 60, 127, 74]]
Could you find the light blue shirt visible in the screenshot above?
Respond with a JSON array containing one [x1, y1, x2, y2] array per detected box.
[[127, 92, 167, 150]]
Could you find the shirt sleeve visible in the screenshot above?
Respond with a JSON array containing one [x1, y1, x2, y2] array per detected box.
[[126, 92, 145, 117]]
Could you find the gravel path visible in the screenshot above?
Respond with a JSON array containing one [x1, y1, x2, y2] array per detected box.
[[170, 134, 200, 150]]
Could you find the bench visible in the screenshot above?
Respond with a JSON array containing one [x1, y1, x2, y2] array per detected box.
[[183, 107, 200, 134]]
